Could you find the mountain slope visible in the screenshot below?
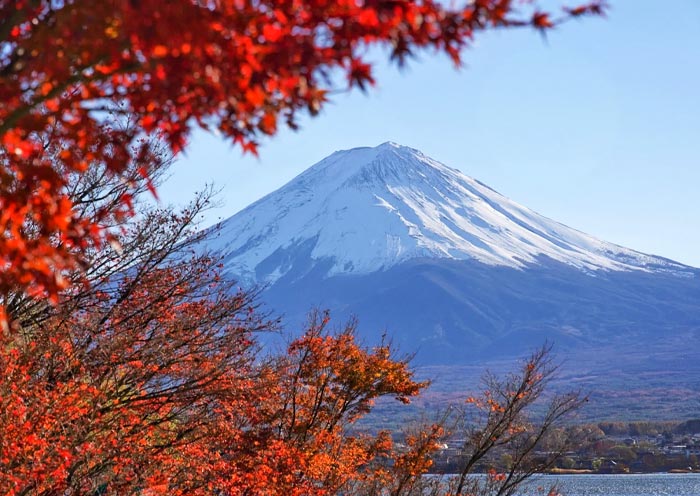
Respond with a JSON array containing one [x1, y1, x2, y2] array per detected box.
[[209, 142, 692, 289], [201, 142, 699, 372], [201, 143, 700, 418], [261, 257, 700, 363]]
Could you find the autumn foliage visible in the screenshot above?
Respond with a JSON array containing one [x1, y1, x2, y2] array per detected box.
[[1, 1, 602, 493], [0, 292, 425, 494], [0, 199, 427, 494]]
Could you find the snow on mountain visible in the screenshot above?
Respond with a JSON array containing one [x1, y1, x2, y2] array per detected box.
[[207, 142, 691, 285]]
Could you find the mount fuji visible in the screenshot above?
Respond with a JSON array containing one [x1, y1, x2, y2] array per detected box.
[[210, 142, 691, 285], [204, 143, 700, 406]]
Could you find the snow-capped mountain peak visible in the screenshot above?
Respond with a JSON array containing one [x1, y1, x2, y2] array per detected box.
[[207, 143, 691, 285]]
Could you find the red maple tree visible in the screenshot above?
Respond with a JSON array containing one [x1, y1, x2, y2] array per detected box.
[[0, 193, 428, 495]]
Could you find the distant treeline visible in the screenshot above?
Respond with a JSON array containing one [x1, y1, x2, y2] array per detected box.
[[593, 419, 700, 437]]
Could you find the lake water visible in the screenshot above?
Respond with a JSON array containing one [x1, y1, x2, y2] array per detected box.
[[526, 474, 700, 496]]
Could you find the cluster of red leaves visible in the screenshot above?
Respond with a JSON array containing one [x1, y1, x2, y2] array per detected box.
[[0, 254, 433, 494], [270, 312, 432, 493], [0, 0, 606, 325], [0, 259, 255, 494]]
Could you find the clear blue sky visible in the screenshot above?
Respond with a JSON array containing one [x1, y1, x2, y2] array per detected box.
[[159, 0, 700, 267]]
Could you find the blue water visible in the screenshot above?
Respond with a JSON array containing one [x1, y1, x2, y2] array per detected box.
[[527, 474, 700, 496]]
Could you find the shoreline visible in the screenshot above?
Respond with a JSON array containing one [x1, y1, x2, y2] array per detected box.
[[429, 470, 700, 476], [544, 470, 700, 475]]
